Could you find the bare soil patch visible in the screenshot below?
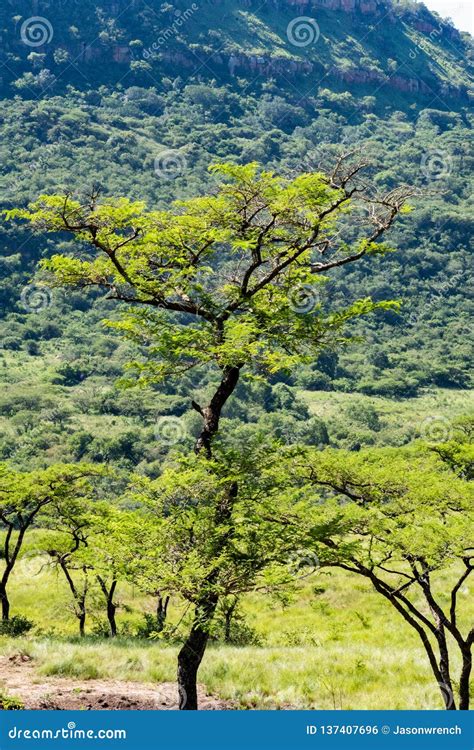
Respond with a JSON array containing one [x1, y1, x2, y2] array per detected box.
[[0, 653, 231, 710]]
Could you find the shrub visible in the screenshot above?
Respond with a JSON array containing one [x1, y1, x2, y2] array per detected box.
[[346, 401, 381, 431], [213, 601, 264, 646], [217, 617, 263, 646], [1, 336, 22, 350], [0, 615, 34, 637], [0, 691, 24, 710], [295, 368, 333, 391], [52, 362, 90, 386], [91, 619, 112, 638], [135, 613, 163, 639]]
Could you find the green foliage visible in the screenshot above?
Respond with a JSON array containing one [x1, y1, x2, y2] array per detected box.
[[213, 599, 263, 646], [0, 614, 34, 637], [135, 613, 173, 641], [429, 414, 474, 479], [127, 439, 315, 606], [0, 80, 471, 398], [0, 691, 24, 710], [9, 162, 405, 390], [304, 446, 473, 569]]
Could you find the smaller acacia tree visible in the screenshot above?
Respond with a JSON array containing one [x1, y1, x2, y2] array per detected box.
[[45, 498, 117, 637], [302, 448, 474, 710], [46, 498, 94, 637], [133, 438, 318, 710], [89, 506, 126, 638], [0, 463, 98, 622], [107, 508, 170, 635]]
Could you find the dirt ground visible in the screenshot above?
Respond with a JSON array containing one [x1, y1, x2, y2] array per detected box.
[[0, 653, 232, 710]]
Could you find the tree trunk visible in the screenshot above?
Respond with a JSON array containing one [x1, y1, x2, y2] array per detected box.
[[107, 600, 117, 637], [177, 482, 237, 710], [0, 583, 10, 621], [177, 366, 240, 709], [156, 594, 170, 633], [59, 561, 88, 638], [193, 365, 240, 456], [435, 628, 456, 710], [224, 597, 238, 643], [78, 608, 86, 638], [459, 647, 471, 710], [98, 577, 118, 638], [177, 592, 219, 710], [1, 525, 27, 622], [363, 569, 458, 711]]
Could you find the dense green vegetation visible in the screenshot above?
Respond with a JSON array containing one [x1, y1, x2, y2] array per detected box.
[[1, 88, 472, 403], [0, 0, 472, 713]]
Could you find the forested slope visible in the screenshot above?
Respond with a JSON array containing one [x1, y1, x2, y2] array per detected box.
[[0, 0, 472, 469]]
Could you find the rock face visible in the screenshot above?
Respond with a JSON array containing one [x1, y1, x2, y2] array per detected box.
[[157, 47, 467, 101], [0, 0, 467, 101], [252, 0, 388, 11]]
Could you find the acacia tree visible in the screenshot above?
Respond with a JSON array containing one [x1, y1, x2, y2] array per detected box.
[[89, 506, 126, 638], [48, 530, 91, 637], [106, 508, 170, 634], [46, 499, 118, 637], [430, 415, 474, 480], [301, 448, 474, 710], [10, 158, 414, 708], [134, 439, 318, 709], [0, 463, 98, 622]]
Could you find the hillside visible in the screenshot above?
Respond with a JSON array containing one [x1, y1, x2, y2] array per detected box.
[[2, 0, 473, 101], [0, 0, 473, 471]]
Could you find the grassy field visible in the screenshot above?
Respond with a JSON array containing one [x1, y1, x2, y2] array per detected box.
[[2, 345, 473, 467], [0, 550, 470, 710], [302, 387, 474, 446]]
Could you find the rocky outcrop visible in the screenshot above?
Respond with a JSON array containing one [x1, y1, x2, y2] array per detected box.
[[164, 48, 466, 100], [227, 52, 314, 77]]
